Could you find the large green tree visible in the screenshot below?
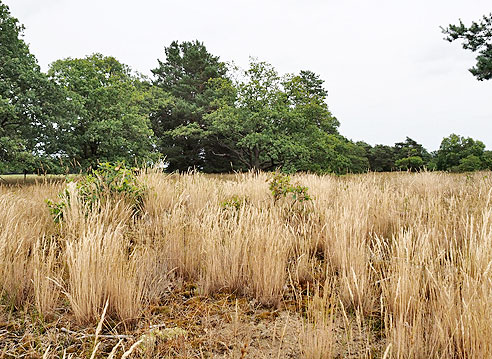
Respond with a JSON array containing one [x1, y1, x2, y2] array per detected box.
[[48, 54, 154, 170], [436, 133, 486, 172], [151, 40, 228, 172], [204, 60, 363, 173], [0, 2, 66, 174], [442, 13, 492, 80]]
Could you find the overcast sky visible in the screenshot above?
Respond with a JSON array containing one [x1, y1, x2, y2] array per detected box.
[[5, 0, 491, 151]]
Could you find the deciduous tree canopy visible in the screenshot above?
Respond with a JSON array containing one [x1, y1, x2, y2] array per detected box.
[[436, 134, 487, 172], [204, 60, 355, 172], [0, 3, 66, 173], [48, 54, 155, 170]]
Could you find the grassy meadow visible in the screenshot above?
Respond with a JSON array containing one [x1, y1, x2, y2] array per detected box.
[[0, 174, 69, 186], [1, 170, 492, 358]]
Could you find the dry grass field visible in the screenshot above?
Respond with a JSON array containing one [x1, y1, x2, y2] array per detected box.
[[0, 174, 68, 186], [1, 170, 492, 358]]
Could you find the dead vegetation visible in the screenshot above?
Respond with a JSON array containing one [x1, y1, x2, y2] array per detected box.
[[1, 171, 492, 358]]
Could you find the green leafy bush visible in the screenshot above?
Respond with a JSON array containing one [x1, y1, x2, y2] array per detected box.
[[46, 193, 68, 222], [46, 162, 146, 222], [220, 195, 245, 211], [269, 172, 311, 204]]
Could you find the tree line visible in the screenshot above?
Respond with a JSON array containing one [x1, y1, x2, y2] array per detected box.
[[1, 2, 491, 175]]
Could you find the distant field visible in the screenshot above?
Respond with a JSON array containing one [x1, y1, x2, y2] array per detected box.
[[0, 174, 75, 185], [0, 173, 234, 185], [1, 171, 492, 358]]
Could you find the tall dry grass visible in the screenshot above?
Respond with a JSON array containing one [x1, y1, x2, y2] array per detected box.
[[1, 171, 492, 357], [0, 184, 59, 311]]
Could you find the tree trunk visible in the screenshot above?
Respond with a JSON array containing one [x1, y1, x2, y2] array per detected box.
[[252, 146, 261, 172]]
